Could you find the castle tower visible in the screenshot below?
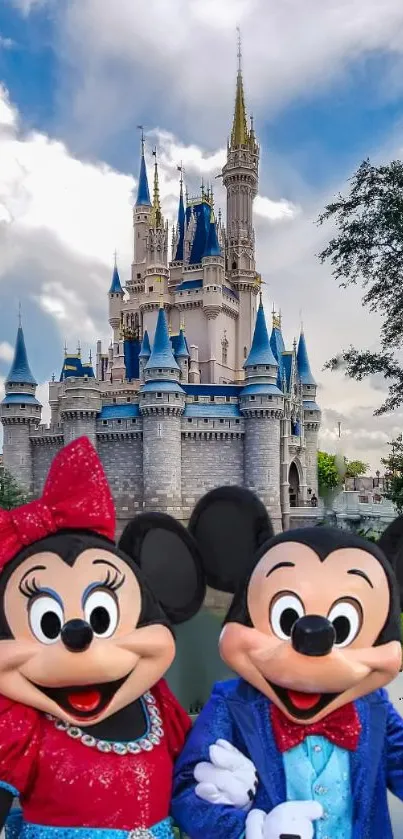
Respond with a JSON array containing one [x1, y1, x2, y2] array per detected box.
[[202, 210, 225, 380], [270, 311, 291, 529], [131, 132, 152, 286], [138, 329, 151, 381], [240, 298, 284, 532], [140, 306, 185, 514], [297, 329, 320, 497], [147, 151, 169, 271], [1, 320, 42, 491], [222, 33, 260, 379], [175, 326, 190, 383], [108, 257, 124, 342], [170, 170, 186, 287], [59, 343, 102, 447]]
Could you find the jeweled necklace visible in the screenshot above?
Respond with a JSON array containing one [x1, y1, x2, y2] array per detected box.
[[46, 691, 164, 757]]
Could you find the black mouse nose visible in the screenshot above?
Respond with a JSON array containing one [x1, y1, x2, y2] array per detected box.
[[291, 615, 336, 657], [61, 619, 93, 653]]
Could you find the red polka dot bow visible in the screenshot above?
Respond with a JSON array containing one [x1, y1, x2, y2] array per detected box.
[[0, 437, 116, 568]]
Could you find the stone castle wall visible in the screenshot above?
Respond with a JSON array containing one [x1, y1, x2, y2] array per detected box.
[[181, 433, 244, 514]]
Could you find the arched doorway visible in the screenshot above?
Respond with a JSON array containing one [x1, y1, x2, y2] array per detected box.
[[289, 461, 300, 508]]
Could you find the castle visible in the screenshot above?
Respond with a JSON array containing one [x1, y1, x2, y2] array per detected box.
[[0, 51, 321, 534]]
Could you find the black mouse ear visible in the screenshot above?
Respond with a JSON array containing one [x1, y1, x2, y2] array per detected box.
[[378, 516, 403, 608], [118, 513, 206, 624], [188, 486, 274, 593]]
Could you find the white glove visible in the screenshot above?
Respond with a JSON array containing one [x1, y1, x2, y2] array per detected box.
[[246, 802, 323, 839], [194, 739, 258, 809]]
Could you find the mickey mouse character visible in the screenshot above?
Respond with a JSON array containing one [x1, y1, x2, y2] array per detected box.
[[0, 438, 256, 839], [172, 493, 403, 839]]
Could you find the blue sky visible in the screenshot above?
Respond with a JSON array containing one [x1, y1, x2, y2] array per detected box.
[[2, 0, 403, 467]]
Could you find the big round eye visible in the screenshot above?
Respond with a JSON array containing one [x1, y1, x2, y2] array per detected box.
[[84, 590, 119, 638], [29, 596, 64, 645], [327, 600, 362, 648], [270, 593, 305, 640]]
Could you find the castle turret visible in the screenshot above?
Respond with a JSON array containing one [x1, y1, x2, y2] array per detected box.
[[147, 151, 169, 270], [240, 298, 284, 532], [222, 33, 260, 378], [131, 132, 152, 285], [140, 306, 184, 514], [175, 326, 190, 383], [138, 329, 151, 381], [202, 210, 225, 379], [170, 172, 186, 287], [108, 257, 124, 343], [58, 343, 101, 447], [1, 321, 42, 491], [297, 329, 320, 497]]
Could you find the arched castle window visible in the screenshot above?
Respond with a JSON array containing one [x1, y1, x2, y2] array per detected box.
[[221, 331, 229, 366], [243, 346, 247, 359], [232, 261, 237, 270]]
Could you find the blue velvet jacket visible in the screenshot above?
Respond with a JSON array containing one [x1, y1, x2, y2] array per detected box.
[[171, 679, 403, 839]]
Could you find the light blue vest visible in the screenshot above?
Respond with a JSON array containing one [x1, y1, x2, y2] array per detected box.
[[283, 735, 352, 839]]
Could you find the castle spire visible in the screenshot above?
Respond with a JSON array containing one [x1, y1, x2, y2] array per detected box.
[[145, 307, 179, 372], [109, 253, 123, 294], [174, 165, 185, 261], [6, 320, 37, 386], [230, 28, 249, 149], [244, 298, 278, 368], [296, 329, 316, 386], [135, 128, 151, 207], [150, 148, 163, 228], [203, 209, 221, 257]]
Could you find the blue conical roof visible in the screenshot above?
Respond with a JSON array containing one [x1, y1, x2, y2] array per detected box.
[[135, 143, 151, 207], [270, 323, 285, 388], [139, 329, 151, 358], [145, 308, 180, 371], [174, 183, 185, 261], [244, 300, 278, 368], [203, 214, 221, 258], [6, 325, 37, 386], [297, 331, 316, 385], [175, 328, 189, 358], [109, 264, 123, 294]]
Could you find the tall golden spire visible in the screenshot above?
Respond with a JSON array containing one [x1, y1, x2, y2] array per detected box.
[[230, 28, 249, 149], [150, 148, 163, 228]]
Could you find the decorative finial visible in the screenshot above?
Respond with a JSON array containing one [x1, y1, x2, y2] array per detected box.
[[51, 373, 55, 382], [259, 290, 262, 305], [293, 336, 297, 352], [77, 340, 81, 358], [18, 301, 22, 327], [89, 349, 92, 363], [180, 315, 185, 332], [64, 340, 68, 356], [299, 308, 304, 333], [177, 162, 184, 190], [218, 207, 222, 224], [201, 177, 204, 198], [168, 320, 172, 336], [236, 25, 242, 74], [113, 249, 118, 267], [156, 276, 164, 308], [137, 124, 145, 150]]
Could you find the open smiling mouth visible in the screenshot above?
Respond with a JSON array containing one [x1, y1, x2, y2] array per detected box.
[[268, 681, 339, 720], [33, 676, 130, 719]]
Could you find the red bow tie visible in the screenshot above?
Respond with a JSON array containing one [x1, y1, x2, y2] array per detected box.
[[0, 436, 116, 569], [270, 700, 361, 753]]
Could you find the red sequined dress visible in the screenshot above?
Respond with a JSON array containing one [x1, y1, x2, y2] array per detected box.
[[0, 679, 190, 839]]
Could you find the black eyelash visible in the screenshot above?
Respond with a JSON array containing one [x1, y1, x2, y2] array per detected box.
[[99, 569, 125, 593], [19, 577, 42, 600]]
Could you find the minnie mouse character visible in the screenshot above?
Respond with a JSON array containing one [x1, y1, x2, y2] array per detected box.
[[0, 438, 260, 839], [172, 491, 403, 839]]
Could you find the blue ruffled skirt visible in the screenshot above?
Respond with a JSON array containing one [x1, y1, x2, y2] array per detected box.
[[5, 811, 176, 839]]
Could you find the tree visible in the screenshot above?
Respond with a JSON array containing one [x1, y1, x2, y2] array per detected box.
[[344, 459, 370, 478], [317, 451, 344, 497], [0, 469, 28, 510], [317, 158, 403, 415], [381, 434, 403, 513]]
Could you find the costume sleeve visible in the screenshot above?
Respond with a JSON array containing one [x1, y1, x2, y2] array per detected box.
[[0, 696, 40, 801], [384, 692, 403, 798], [171, 685, 247, 839], [153, 679, 192, 759]]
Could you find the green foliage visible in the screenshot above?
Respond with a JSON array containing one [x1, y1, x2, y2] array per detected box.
[[317, 451, 344, 497], [0, 469, 28, 510], [344, 458, 369, 478], [356, 528, 378, 543], [318, 158, 403, 415], [381, 434, 403, 513]]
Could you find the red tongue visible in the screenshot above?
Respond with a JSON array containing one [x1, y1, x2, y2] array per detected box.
[[287, 690, 321, 710], [67, 690, 102, 713]]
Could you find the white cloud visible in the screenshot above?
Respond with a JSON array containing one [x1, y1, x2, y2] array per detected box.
[[0, 343, 14, 363], [254, 195, 299, 222], [0, 36, 15, 51], [56, 0, 403, 150]]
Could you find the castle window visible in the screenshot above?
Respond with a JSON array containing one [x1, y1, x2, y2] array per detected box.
[[232, 261, 237, 270], [156, 392, 163, 398], [158, 369, 163, 373], [250, 396, 256, 401], [225, 396, 230, 402], [127, 397, 131, 402], [113, 398, 116, 403], [132, 419, 137, 423], [194, 395, 199, 402], [235, 419, 240, 424], [149, 286, 154, 292], [20, 404, 25, 409], [210, 396, 214, 402], [204, 419, 208, 423], [137, 273, 141, 279], [157, 423, 162, 438], [187, 418, 192, 423], [244, 346, 247, 358], [117, 419, 122, 424], [102, 420, 107, 425], [219, 419, 224, 424]]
